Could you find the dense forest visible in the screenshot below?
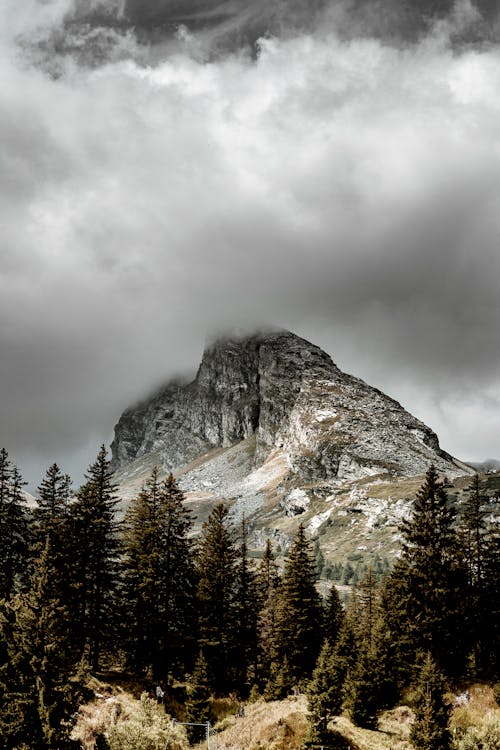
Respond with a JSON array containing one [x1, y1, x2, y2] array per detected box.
[[0, 447, 498, 749]]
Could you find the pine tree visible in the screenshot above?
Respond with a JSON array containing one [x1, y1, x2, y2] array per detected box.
[[0, 537, 83, 748], [233, 519, 258, 693], [0, 449, 30, 599], [343, 640, 381, 729], [357, 567, 378, 647], [33, 463, 80, 663], [324, 584, 344, 649], [410, 653, 451, 750], [342, 573, 396, 728], [256, 538, 280, 603], [459, 475, 499, 678], [307, 639, 342, 743], [263, 656, 294, 701], [273, 524, 323, 683], [121, 470, 197, 680], [256, 540, 280, 688], [121, 467, 163, 675], [320, 615, 357, 721], [313, 539, 325, 580], [197, 503, 239, 693], [384, 466, 468, 679], [185, 652, 213, 744], [34, 464, 72, 544], [72, 445, 119, 670]]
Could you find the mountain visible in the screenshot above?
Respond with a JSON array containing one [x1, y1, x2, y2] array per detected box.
[[111, 329, 465, 480], [111, 330, 473, 561]]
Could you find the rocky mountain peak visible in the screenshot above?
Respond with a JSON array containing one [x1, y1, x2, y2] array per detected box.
[[111, 329, 467, 484]]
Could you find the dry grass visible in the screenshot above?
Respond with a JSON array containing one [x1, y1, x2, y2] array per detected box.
[[332, 706, 414, 750], [70, 677, 500, 750], [201, 696, 309, 750], [449, 684, 500, 737]]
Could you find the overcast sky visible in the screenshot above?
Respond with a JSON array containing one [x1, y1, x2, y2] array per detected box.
[[1, 0, 500, 490]]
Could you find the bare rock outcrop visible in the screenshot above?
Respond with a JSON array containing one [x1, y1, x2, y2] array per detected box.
[[111, 330, 467, 483]]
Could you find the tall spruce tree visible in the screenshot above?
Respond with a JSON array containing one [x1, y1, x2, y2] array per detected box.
[[273, 524, 323, 684], [197, 503, 239, 693], [0, 537, 83, 749], [410, 652, 451, 750], [340, 573, 397, 728], [34, 464, 72, 548], [185, 651, 213, 744], [459, 475, 499, 678], [342, 641, 381, 729], [307, 639, 343, 743], [322, 614, 358, 719], [72, 445, 119, 671], [233, 519, 258, 693], [384, 466, 467, 679], [324, 583, 344, 649], [121, 470, 197, 680], [0, 449, 30, 599], [256, 540, 281, 689], [33, 464, 80, 663]]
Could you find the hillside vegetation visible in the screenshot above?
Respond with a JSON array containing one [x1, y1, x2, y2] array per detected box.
[[0, 446, 498, 749]]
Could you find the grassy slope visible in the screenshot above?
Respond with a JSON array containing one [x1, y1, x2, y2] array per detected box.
[[72, 679, 499, 750]]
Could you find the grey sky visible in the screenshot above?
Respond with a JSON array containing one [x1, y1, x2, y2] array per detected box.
[[1, 0, 499, 489]]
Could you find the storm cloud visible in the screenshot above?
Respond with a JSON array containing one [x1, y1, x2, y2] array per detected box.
[[1, 0, 500, 487]]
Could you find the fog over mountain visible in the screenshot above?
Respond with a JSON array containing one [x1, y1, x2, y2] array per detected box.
[[1, 0, 500, 488]]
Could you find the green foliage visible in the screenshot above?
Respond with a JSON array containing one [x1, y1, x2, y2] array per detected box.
[[273, 524, 324, 682], [307, 639, 343, 742], [72, 445, 120, 670], [343, 641, 381, 729], [121, 470, 197, 680], [453, 715, 500, 750], [107, 693, 188, 750], [197, 503, 240, 693], [313, 539, 325, 580], [34, 463, 72, 545], [0, 537, 84, 749], [185, 652, 213, 744], [493, 685, 500, 706], [256, 540, 281, 688], [410, 652, 451, 750], [385, 466, 468, 680], [324, 584, 344, 650], [341, 572, 397, 729], [458, 475, 500, 679], [263, 656, 294, 701], [0, 448, 30, 599], [233, 519, 259, 692]]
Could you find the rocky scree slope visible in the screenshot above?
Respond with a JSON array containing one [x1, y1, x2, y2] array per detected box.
[[110, 331, 474, 558], [111, 330, 467, 484]]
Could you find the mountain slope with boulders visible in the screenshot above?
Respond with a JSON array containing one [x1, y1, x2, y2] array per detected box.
[[111, 330, 473, 558]]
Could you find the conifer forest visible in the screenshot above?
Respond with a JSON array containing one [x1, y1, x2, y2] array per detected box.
[[0, 447, 498, 749]]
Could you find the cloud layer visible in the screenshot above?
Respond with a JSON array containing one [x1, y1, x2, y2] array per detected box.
[[1, 0, 500, 486]]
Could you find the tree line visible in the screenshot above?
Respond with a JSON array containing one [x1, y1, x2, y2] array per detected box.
[[0, 448, 498, 749]]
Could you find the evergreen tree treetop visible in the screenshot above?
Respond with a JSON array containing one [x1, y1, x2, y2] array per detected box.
[[0, 449, 30, 600], [384, 466, 468, 678], [400, 465, 457, 565], [274, 523, 324, 682], [410, 652, 451, 750]]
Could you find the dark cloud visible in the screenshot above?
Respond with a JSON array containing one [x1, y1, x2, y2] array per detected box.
[[1, 0, 500, 488]]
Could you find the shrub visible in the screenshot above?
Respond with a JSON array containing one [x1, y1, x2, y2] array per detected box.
[[453, 715, 500, 750], [106, 693, 188, 750], [493, 685, 500, 707]]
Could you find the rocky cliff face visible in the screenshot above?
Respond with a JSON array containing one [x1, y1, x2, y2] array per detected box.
[[111, 330, 466, 482]]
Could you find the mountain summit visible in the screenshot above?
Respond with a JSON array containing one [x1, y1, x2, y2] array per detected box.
[[111, 330, 468, 483]]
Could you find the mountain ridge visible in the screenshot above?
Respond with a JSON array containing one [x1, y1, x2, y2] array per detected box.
[[110, 329, 475, 561], [111, 329, 470, 482]]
